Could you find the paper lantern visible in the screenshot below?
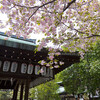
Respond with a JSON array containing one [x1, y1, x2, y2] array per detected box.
[[49, 69, 53, 77], [21, 63, 27, 74], [3, 61, 10, 72], [11, 62, 18, 72], [27, 64, 34, 74], [46, 68, 53, 77], [35, 65, 40, 75]]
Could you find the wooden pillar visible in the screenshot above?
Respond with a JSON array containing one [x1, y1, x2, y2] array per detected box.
[[24, 79, 30, 100], [12, 84, 19, 100], [20, 84, 24, 100]]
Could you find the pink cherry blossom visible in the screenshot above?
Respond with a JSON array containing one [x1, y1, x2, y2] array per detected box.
[[54, 61, 57, 64], [46, 63, 50, 67], [54, 65, 59, 68], [0, 0, 99, 60], [41, 60, 46, 65], [59, 61, 64, 65], [49, 55, 54, 60], [55, 52, 61, 56], [40, 68, 44, 74]]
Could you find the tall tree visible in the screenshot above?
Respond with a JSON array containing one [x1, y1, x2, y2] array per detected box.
[[29, 80, 60, 100], [59, 41, 100, 97]]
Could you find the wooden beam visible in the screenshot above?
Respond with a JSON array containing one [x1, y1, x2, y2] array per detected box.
[[24, 79, 30, 100], [20, 84, 24, 100], [12, 83, 19, 100]]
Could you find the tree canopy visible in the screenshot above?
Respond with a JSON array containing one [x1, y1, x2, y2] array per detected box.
[[0, 90, 12, 100], [29, 80, 60, 100], [0, 0, 100, 58], [59, 41, 100, 97]]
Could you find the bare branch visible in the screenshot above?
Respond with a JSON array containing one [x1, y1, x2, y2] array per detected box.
[[25, 8, 39, 24], [67, 32, 77, 40], [73, 28, 86, 34], [61, 22, 100, 41], [15, 0, 56, 24], [14, 0, 56, 9], [14, 4, 38, 9], [85, 35, 100, 39], [39, 0, 56, 8], [63, 0, 76, 12], [67, 34, 100, 41]]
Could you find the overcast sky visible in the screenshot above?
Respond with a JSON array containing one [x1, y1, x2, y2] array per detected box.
[[0, 12, 45, 41], [0, 11, 54, 46]]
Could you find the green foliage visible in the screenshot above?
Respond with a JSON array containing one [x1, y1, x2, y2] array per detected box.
[[0, 90, 12, 100], [59, 41, 100, 95], [29, 80, 60, 100]]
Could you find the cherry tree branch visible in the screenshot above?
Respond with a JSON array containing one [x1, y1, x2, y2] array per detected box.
[[14, 4, 38, 9], [63, 0, 76, 12], [15, 0, 76, 24], [68, 34, 100, 41], [39, 0, 56, 8], [21, 0, 56, 24], [25, 8, 39, 24], [14, 0, 56, 9], [61, 21, 86, 34], [55, 0, 77, 27], [61, 22, 100, 41], [85, 35, 100, 39]]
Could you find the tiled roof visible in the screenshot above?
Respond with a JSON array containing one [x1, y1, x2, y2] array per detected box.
[[0, 32, 36, 50]]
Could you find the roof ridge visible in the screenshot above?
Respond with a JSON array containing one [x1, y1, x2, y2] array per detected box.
[[0, 32, 36, 44]]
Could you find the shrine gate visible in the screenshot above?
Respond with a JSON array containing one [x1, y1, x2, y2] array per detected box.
[[0, 32, 80, 100]]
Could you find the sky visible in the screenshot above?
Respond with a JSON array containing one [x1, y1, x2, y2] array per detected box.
[[0, 13, 9, 32], [0, 12, 44, 42], [0, 1, 44, 41], [0, 12, 54, 46]]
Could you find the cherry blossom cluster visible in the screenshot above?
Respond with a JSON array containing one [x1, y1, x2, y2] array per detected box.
[[0, 0, 100, 59]]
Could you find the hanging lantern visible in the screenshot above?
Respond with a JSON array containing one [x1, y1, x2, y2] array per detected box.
[[50, 69, 53, 77], [27, 64, 34, 74], [46, 68, 53, 77], [11, 62, 18, 73], [3, 61, 10, 72], [21, 63, 27, 74], [35, 65, 40, 75]]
